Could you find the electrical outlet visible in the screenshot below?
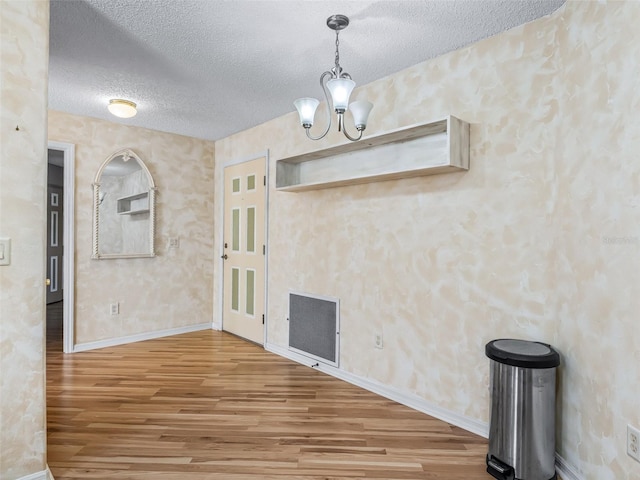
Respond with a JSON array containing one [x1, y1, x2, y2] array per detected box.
[[169, 237, 180, 248], [374, 333, 383, 349], [110, 302, 119, 316], [629, 425, 640, 462]]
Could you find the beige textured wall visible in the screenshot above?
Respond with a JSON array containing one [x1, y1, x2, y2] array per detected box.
[[0, 1, 49, 478], [215, 2, 640, 479], [48, 111, 215, 344]]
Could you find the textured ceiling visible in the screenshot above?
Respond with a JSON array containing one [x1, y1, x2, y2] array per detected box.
[[49, 0, 565, 141]]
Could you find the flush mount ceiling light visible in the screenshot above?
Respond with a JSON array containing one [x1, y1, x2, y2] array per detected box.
[[107, 99, 137, 118], [294, 14, 373, 142]]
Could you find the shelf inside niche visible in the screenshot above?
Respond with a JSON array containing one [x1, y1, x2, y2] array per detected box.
[[276, 115, 469, 192], [117, 192, 149, 215]]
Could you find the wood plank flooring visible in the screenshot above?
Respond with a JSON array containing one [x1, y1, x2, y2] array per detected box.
[[47, 330, 489, 479]]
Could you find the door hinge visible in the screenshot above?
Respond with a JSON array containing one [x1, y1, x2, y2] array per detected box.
[[263, 175, 266, 186], [262, 314, 265, 325], [263, 244, 266, 255]]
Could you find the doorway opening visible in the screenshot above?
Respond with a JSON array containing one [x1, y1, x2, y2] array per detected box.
[[46, 150, 64, 349], [46, 141, 75, 353]]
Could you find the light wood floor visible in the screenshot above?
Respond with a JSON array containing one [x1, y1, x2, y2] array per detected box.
[[47, 329, 489, 479]]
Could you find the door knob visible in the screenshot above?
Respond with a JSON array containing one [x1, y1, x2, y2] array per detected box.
[[46, 278, 51, 286], [221, 254, 228, 260]]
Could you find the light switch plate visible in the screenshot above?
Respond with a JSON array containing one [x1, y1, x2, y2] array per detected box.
[[0, 238, 11, 266]]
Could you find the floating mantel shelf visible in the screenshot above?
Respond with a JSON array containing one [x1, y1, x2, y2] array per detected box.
[[117, 192, 149, 215], [276, 115, 470, 192]]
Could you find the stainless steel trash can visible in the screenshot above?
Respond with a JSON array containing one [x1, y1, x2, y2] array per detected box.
[[485, 339, 560, 480]]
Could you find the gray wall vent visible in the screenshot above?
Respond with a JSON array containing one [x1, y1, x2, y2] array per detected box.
[[288, 291, 339, 367]]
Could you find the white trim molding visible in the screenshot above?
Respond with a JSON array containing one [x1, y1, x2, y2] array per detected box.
[[74, 323, 211, 352], [222, 150, 270, 168], [555, 454, 584, 480], [262, 149, 270, 346], [17, 468, 50, 480], [265, 342, 583, 479], [266, 342, 488, 437]]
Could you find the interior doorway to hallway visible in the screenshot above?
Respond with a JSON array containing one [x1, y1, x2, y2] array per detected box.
[[46, 141, 75, 353], [46, 149, 64, 350]]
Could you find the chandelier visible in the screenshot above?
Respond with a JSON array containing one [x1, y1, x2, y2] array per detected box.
[[293, 15, 373, 142]]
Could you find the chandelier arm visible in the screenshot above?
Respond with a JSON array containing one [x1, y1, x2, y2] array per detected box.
[[339, 114, 364, 142], [304, 71, 334, 141]]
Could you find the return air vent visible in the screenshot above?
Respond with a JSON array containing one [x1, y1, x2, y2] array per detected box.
[[288, 291, 339, 367]]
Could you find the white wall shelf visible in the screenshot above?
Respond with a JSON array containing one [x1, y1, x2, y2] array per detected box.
[[275, 115, 470, 192], [117, 192, 149, 215]]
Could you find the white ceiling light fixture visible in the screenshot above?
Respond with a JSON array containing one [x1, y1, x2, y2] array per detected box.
[[294, 15, 373, 142], [108, 99, 137, 118]]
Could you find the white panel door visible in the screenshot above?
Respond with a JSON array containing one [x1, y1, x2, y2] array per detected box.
[[222, 157, 266, 344]]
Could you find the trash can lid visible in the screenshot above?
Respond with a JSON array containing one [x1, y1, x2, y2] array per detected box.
[[485, 339, 560, 368]]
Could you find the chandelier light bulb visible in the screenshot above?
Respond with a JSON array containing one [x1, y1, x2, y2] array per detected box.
[[349, 100, 374, 130], [327, 78, 355, 113], [294, 98, 320, 127]]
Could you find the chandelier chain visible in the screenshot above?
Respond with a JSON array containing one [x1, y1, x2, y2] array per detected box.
[[334, 30, 341, 75]]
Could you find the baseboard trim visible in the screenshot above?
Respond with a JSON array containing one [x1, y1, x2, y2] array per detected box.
[[17, 469, 49, 480], [73, 323, 212, 352], [265, 342, 488, 437], [265, 342, 584, 479], [555, 454, 584, 480]]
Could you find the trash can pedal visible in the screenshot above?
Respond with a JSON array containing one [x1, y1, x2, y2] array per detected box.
[[486, 455, 514, 480]]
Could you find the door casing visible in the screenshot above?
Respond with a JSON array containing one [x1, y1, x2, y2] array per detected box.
[[48, 141, 75, 353]]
